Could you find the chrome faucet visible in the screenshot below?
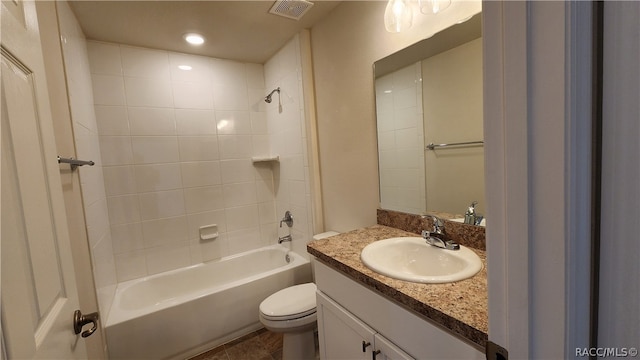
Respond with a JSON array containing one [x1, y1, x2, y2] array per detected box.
[[421, 215, 460, 250], [278, 234, 292, 244], [279, 211, 293, 228]]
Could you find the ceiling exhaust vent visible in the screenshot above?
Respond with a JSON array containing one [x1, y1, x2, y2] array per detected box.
[[269, 0, 314, 21]]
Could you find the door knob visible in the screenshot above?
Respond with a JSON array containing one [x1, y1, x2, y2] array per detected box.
[[73, 310, 99, 338]]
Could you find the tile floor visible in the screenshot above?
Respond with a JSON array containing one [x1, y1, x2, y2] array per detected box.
[[187, 328, 278, 360], [188, 328, 319, 360]]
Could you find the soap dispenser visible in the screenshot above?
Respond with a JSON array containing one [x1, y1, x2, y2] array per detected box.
[[464, 201, 478, 225]]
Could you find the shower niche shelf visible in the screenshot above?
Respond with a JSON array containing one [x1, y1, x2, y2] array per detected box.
[[251, 155, 280, 163]]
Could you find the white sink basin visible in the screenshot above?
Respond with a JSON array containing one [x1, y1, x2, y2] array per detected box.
[[360, 237, 482, 284]]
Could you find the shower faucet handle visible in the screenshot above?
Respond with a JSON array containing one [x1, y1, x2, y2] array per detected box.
[[279, 211, 293, 228]]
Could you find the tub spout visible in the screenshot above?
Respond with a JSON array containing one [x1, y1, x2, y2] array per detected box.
[[278, 235, 292, 244]]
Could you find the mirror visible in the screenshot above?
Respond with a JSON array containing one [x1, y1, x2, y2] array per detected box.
[[374, 14, 484, 223]]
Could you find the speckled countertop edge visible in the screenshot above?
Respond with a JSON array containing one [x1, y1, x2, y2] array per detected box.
[[307, 224, 488, 349]]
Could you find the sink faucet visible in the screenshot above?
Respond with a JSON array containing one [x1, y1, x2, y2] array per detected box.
[[421, 215, 460, 250]]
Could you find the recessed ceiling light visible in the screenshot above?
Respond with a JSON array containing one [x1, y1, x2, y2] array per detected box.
[[178, 65, 192, 71], [183, 33, 204, 45]]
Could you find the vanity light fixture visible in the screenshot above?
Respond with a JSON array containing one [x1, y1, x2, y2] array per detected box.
[[183, 33, 204, 45], [418, 0, 451, 15], [384, 0, 413, 33]]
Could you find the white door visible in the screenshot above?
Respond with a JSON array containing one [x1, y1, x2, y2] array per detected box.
[[1, 0, 89, 358]]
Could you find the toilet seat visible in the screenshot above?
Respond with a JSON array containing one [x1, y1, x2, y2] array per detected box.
[[259, 283, 317, 321]]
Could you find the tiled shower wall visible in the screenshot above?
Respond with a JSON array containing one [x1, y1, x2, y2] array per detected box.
[[87, 41, 280, 282], [264, 33, 316, 257]]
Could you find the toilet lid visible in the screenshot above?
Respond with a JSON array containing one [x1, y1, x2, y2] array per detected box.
[[260, 283, 317, 320]]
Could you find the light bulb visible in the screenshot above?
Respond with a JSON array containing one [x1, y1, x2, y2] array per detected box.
[[183, 33, 204, 45], [384, 0, 413, 33], [418, 0, 451, 15]]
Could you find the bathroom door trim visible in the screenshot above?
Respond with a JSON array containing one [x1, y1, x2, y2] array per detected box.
[[483, 1, 595, 357]]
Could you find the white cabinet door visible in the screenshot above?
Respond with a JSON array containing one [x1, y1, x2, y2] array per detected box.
[[317, 292, 376, 360], [373, 334, 413, 360]]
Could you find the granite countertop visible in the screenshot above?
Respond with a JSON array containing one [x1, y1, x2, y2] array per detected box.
[[307, 224, 488, 349]]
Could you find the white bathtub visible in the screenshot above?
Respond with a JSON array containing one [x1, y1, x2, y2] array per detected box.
[[105, 245, 312, 360]]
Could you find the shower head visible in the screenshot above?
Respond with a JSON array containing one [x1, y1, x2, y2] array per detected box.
[[264, 87, 280, 103]]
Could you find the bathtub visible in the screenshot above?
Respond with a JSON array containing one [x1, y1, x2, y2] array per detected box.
[[105, 245, 312, 360]]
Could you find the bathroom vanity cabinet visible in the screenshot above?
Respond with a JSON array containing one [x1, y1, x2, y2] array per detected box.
[[318, 291, 412, 360], [314, 259, 484, 359]]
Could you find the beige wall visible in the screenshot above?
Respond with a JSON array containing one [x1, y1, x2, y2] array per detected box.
[[311, 1, 481, 232]]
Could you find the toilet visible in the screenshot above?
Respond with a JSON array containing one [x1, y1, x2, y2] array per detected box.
[[259, 231, 339, 360]]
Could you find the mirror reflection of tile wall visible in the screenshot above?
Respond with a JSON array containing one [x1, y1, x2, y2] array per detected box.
[[376, 62, 426, 214], [376, 36, 484, 216]]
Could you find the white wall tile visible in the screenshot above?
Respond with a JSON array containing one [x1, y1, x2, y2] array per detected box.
[[131, 136, 180, 164], [120, 46, 170, 80], [85, 199, 110, 247], [91, 234, 117, 288], [218, 135, 252, 160], [392, 64, 418, 89], [248, 88, 268, 113], [258, 201, 276, 225], [134, 163, 183, 192], [172, 81, 214, 109], [227, 227, 262, 255], [245, 63, 265, 89], [107, 195, 141, 225], [169, 53, 212, 83], [178, 136, 219, 161], [189, 234, 228, 264], [215, 111, 251, 134], [225, 204, 259, 231], [250, 112, 267, 134], [252, 135, 270, 156], [80, 165, 107, 207], [212, 85, 249, 111], [186, 210, 227, 241], [288, 180, 306, 207], [255, 178, 275, 203], [223, 182, 257, 208], [103, 166, 136, 196], [145, 243, 190, 275], [180, 161, 221, 188], [95, 106, 129, 135], [92, 75, 126, 105], [87, 41, 122, 76], [175, 109, 216, 135], [141, 216, 188, 247], [128, 107, 176, 136], [138, 189, 186, 221], [86, 42, 300, 281], [394, 106, 419, 129], [183, 186, 224, 214], [211, 59, 247, 86], [115, 251, 147, 282], [124, 77, 173, 108], [99, 136, 133, 166], [219, 159, 254, 184], [394, 86, 417, 109], [111, 223, 144, 254]]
